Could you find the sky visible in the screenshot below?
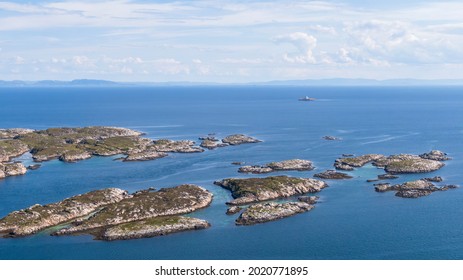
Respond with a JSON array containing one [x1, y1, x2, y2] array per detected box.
[[1, 0, 463, 83]]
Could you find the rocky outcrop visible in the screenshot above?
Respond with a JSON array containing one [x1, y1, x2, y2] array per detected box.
[[214, 176, 327, 205], [0, 140, 29, 162], [374, 179, 454, 198], [54, 185, 213, 236], [424, 176, 443, 182], [59, 151, 92, 162], [238, 165, 273, 174], [419, 150, 450, 161], [123, 150, 167, 161], [222, 134, 261, 145], [335, 151, 448, 174], [200, 139, 228, 150], [0, 128, 35, 139], [226, 206, 242, 215], [323, 136, 341, 141], [235, 202, 314, 225], [377, 174, 399, 180], [98, 216, 210, 241], [239, 159, 314, 174], [334, 154, 384, 170], [27, 164, 41, 170], [0, 188, 130, 236], [379, 154, 445, 174], [314, 170, 352, 179], [151, 139, 204, 153], [0, 162, 27, 179], [297, 196, 319, 204]]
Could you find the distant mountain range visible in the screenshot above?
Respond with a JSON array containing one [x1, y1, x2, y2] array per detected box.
[[1, 78, 463, 87]]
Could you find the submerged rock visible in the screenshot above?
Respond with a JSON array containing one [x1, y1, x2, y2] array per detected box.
[[323, 136, 341, 141], [98, 216, 210, 241], [214, 176, 327, 205], [314, 170, 353, 179], [235, 202, 314, 225], [0, 188, 129, 237], [222, 134, 261, 145], [239, 159, 314, 174]]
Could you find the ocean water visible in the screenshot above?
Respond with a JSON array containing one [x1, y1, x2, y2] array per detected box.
[[0, 86, 462, 260]]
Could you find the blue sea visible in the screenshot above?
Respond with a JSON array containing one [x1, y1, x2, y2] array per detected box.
[[0, 86, 462, 260]]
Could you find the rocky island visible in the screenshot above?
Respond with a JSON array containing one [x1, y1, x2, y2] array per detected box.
[[313, 170, 353, 179], [214, 176, 327, 205], [238, 159, 314, 174], [0, 126, 262, 180], [235, 201, 316, 226], [0, 184, 213, 240], [374, 179, 457, 198], [334, 151, 448, 174]]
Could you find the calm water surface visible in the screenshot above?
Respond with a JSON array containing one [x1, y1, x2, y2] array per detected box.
[[0, 86, 462, 259]]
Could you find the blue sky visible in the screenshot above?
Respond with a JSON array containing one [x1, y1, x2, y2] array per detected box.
[[1, 0, 463, 82]]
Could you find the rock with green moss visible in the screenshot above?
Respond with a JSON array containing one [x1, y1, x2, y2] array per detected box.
[[377, 154, 445, 174], [0, 140, 30, 162], [375, 179, 454, 198], [214, 176, 327, 205], [151, 139, 204, 153], [123, 150, 168, 161], [0, 162, 27, 179], [235, 202, 314, 225], [0, 188, 130, 237], [54, 184, 213, 235], [222, 134, 261, 145], [200, 139, 229, 149], [334, 154, 384, 170], [314, 170, 352, 179], [98, 216, 210, 241], [239, 159, 314, 174], [419, 150, 450, 161], [0, 128, 35, 140]]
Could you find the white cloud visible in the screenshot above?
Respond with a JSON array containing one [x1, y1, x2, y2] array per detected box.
[[275, 32, 317, 64], [308, 24, 337, 35]]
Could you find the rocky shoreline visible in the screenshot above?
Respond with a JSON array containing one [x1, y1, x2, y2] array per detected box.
[[238, 159, 314, 174], [374, 179, 457, 198], [214, 176, 327, 205], [0, 126, 262, 180], [334, 151, 448, 174], [0, 184, 213, 240]]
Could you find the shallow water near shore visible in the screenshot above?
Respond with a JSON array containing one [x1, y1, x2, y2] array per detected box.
[[0, 86, 463, 259]]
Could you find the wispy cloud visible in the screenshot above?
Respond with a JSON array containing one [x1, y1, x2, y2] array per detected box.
[[1, 0, 463, 82]]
